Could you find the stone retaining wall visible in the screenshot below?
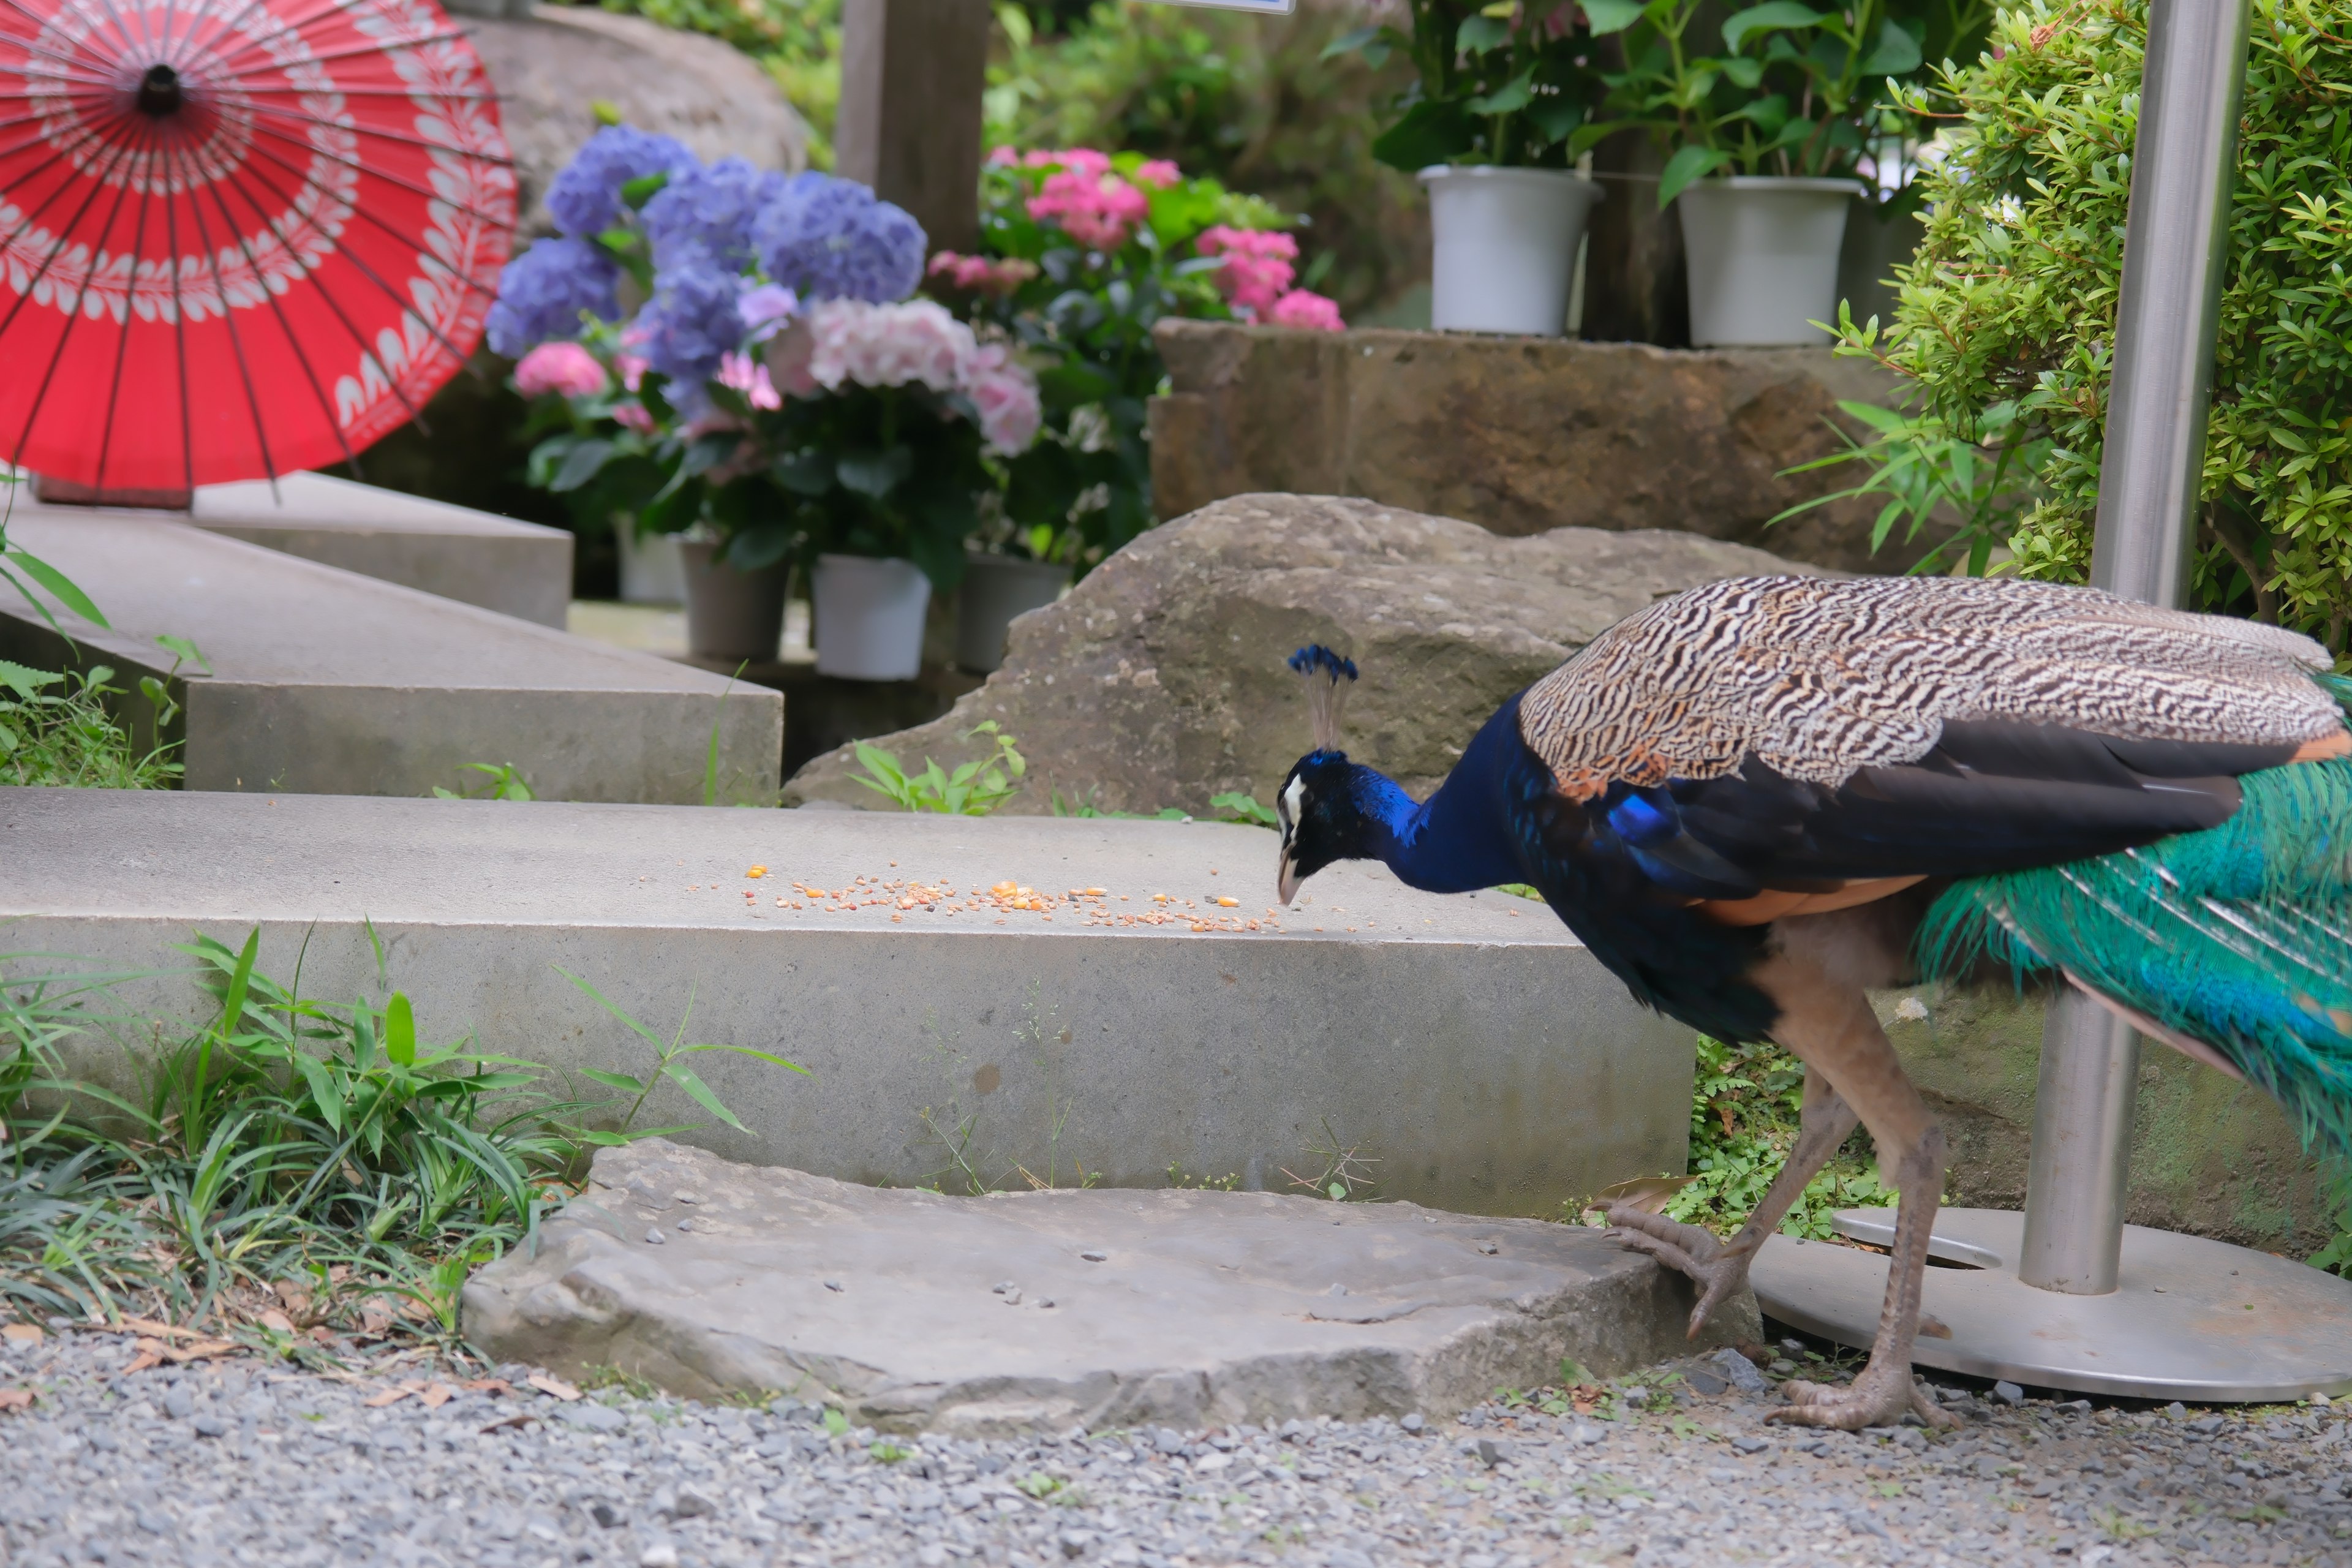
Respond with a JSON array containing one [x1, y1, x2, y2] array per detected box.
[[1148, 322, 1937, 575]]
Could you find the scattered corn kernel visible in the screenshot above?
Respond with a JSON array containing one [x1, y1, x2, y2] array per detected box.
[[991, 881, 1019, 897], [746, 865, 767, 878], [1216, 897, 1239, 908]]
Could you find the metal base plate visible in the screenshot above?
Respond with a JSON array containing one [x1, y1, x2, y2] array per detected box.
[[1751, 1208, 2352, 1403]]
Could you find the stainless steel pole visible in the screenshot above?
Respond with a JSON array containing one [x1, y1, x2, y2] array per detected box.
[[2016, 0, 2253, 1296]]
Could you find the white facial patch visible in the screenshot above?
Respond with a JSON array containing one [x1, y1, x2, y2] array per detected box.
[[1280, 775, 1306, 835]]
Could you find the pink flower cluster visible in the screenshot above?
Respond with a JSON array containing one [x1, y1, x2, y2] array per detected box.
[[1017, 148, 1150, 252], [772, 298, 1042, 455], [513, 341, 608, 399], [1196, 225, 1344, 332], [717, 351, 781, 411], [927, 251, 1042, 296]]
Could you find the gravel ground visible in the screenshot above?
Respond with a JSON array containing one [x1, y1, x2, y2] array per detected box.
[[2, 1324, 2348, 1568]]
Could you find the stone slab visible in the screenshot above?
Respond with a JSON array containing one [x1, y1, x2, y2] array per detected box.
[[0, 788, 1693, 1214], [1147, 322, 1936, 574], [464, 1139, 1755, 1431], [0, 515, 778, 802], [192, 472, 573, 627]]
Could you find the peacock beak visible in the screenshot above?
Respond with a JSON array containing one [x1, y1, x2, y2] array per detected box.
[[1277, 845, 1302, 906]]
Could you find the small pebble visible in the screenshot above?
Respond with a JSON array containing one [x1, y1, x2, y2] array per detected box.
[[1992, 1379, 2025, 1406], [643, 1227, 666, 1246], [822, 1279, 844, 1292], [1079, 1250, 1107, 1262]]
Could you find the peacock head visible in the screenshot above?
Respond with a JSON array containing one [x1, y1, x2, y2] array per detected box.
[[1275, 644, 1359, 904]]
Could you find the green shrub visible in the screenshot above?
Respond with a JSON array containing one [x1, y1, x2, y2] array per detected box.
[[1663, 1034, 1894, 1238], [1827, 0, 2352, 649], [0, 663, 179, 790], [576, 0, 843, 165]]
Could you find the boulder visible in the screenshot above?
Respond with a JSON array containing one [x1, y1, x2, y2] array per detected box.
[[783, 493, 1818, 815], [1148, 321, 1945, 575], [469, 6, 808, 238]]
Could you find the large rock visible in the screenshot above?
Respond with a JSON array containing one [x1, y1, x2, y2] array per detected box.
[[470, 6, 808, 237], [784, 494, 1816, 814], [464, 1139, 1753, 1430], [1148, 321, 1943, 575]]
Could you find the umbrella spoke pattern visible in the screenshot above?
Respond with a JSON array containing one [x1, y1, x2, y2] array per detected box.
[[0, 0, 512, 488]]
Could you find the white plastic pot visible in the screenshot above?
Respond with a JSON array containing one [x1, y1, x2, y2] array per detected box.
[[1419, 165, 1605, 336], [616, 526, 685, 605], [813, 553, 932, 681], [955, 552, 1068, 674], [1676, 176, 1865, 347]]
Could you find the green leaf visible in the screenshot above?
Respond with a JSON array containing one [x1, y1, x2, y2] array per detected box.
[[0, 659, 61, 701], [1581, 0, 1645, 34], [1721, 0, 1827, 53], [552, 966, 670, 1052], [1468, 67, 1537, 116], [660, 1058, 748, 1133], [290, 1052, 344, 1135], [836, 447, 914, 499], [384, 992, 417, 1066], [1657, 145, 1732, 208], [153, 633, 211, 675], [579, 1067, 648, 1093], [551, 439, 616, 492], [218, 929, 260, 1041], [1856, 17, 1922, 76], [3, 544, 108, 628], [1319, 23, 1381, 60], [1455, 14, 1510, 53], [1372, 99, 1477, 173], [677, 1041, 812, 1076]]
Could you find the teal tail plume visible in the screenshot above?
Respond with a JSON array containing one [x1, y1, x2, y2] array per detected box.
[[1918, 704, 2352, 1162]]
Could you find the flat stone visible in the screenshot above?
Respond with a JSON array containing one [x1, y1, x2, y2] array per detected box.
[[189, 473, 572, 627], [0, 514, 777, 802], [463, 1139, 1755, 1432], [1147, 322, 1932, 574], [785, 493, 1812, 814], [3, 789, 1689, 1213]]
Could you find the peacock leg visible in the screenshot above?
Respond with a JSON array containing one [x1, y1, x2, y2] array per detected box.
[[1748, 945, 1958, 1433], [1606, 1070, 1858, 1338]]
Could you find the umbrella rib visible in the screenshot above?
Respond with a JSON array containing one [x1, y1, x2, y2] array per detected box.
[[202, 25, 483, 81], [7, 118, 151, 480], [91, 119, 160, 494], [237, 116, 514, 255], [194, 160, 362, 478], [228, 96, 514, 167], [0, 102, 143, 349], [79, 0, 165, 81], [212, 136, 432, 437], [160, 118, 194, 494], [164, 124, 280, 480]]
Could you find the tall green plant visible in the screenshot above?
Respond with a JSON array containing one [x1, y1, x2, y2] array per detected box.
[[1826, 0, 2352, 649]]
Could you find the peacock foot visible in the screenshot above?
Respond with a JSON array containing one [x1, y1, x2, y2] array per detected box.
[[1766, 1362, 1959, 1431], [1602, 1204, 1757, 1338]]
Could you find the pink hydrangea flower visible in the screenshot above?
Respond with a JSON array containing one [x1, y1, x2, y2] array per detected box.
[[717, 351, 782, 411], [513, 341, 608, 399], [1197, 225, 1299, 317], [1027, 164, 1148, 251], [1268, 289, 1346, 332], [1131, 159, 1182, 189], [613, 402, 656, 434], [927, 251, 1042, 296], [961, 339, 1044, 455], [766, 300, 1043, 456], [1022, 147, 1112, 178]]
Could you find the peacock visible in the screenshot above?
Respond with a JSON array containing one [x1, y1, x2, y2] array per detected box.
[[1273, 574, 2352, 1430]]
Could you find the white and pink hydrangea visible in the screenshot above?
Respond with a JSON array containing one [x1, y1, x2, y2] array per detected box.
[[769, 298, 1042, 456]]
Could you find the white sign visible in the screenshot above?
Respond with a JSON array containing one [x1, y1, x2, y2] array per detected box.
[[1148, 0, 1294, 13]]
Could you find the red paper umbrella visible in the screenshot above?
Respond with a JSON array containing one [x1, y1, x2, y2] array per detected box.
[[0, 0, 514, 490]]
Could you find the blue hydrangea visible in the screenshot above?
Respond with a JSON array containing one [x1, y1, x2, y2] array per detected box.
[[635, 246, 747, 386], [546, 126, 699, 239], [643, 157, 788, 272], [484, 237, 620, 357], [752, 173, 927, 304]]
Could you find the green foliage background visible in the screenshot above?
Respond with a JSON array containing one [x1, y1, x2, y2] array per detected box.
[[1851, 0, 2352, 650]]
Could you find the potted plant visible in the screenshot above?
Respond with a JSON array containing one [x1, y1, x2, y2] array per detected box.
[[1577, 0, 1977, 347], [1335, 0, 1605, 336], [925, 147, 1344, 668], [492, 127, 1044, 674]]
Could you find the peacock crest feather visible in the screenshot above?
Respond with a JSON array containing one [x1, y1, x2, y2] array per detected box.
[[1289, 644, 1358, 752]]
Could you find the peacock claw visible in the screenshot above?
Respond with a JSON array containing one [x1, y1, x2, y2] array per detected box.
[[1766, 1368, 1960, 1432], [1602, 1204, 1757, 1338]]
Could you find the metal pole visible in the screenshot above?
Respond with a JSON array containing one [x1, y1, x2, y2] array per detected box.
[[2016, 0, 2253, 1296]]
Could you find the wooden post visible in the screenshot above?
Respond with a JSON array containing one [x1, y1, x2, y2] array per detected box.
[[833, 0, 990, 256], [1578, 130, 1688, 346]]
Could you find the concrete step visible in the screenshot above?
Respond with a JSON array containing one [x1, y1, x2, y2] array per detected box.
[[17, 472, 573, 626], [0, 515, 778, 802], [0, 789, 1692, 1215], [466, 1139, 1751, 1430]]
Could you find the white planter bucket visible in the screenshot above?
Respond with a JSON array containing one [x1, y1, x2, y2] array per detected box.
[[1420, 166, 1604, 336], [955, 553, 1068, 674], [1677, 176, 1864, 347], [813, 553, 932, 681], [616, 526, 685, 605]]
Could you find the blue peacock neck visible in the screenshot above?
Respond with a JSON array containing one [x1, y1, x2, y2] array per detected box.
[[1338, 701, 1526, 895]]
